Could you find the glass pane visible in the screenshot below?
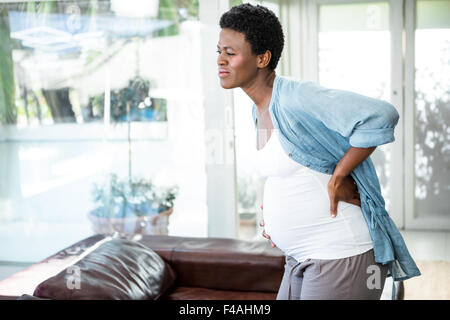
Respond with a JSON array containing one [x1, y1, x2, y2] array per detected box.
[[318, 2, 393, 210], [414, 0, 450, 218], [234, 0, 280, 241], [1, 0, 179, 126], [0, 0, 206, 263], [234, 88, 264, 241]]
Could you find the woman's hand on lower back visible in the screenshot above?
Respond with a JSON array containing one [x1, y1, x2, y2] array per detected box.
[[328, 174, 361, 218]]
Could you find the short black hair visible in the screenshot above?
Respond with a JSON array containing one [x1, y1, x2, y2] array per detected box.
[[219, 3, 284, 71]]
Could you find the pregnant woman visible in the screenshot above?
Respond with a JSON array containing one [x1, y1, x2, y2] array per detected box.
[[217, 4, 420, 300]]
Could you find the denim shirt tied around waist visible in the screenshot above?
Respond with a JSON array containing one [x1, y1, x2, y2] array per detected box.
[[252, 75, 421, 281]]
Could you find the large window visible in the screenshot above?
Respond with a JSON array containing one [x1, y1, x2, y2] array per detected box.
[[414, 0, 450, 218], [405, 0, 450, 228], [317, 1, 393, 213], [310, 0, 450, 230], [0, 0, 208, 263], [232, 0, 281, 241]]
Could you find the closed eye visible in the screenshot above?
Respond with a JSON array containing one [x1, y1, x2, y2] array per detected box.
[[216, 50, 235, 56]]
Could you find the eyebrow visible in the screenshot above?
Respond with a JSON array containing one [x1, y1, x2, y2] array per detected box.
[[217, 44, 235, 50]]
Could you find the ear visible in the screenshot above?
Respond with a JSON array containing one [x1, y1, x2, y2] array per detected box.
[[256, 50, 272, 69]]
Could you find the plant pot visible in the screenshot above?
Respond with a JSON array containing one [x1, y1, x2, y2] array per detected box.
[[87, 206, 173, 236], [239, 212, 256, 226]]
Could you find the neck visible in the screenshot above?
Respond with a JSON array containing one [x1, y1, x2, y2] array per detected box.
[[241, 71, 276, 113]]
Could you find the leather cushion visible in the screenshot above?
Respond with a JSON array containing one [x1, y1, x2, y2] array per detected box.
[[33, 237, 177, 300]]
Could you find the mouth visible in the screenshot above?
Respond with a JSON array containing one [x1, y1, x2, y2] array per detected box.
[[218, 70, 230, 78]]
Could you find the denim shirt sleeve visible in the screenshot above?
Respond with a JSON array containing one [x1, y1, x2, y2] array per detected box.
[[284, 80, 400, 148]]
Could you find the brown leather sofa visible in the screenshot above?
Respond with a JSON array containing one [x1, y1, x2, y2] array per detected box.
[[0, 234, 285, 300], [0, 234, 403, 300]]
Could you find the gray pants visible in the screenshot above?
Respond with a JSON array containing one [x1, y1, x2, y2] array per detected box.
[[276, 249, 389, 300]]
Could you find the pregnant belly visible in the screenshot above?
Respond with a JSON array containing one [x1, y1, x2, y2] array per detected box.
[[262, 173, 359, 251]]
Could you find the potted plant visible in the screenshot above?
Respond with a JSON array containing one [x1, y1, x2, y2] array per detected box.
[[88, 173, 179, 236]]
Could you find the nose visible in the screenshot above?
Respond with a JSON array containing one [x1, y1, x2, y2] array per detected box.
[[217, 52, 227, 66]]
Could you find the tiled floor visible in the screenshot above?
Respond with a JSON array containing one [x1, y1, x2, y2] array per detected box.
[[403, 260, 450, 299], [399, 230, 450, 300]]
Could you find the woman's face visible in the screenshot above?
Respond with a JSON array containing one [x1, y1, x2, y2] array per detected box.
[[217, 28, 259, 89]]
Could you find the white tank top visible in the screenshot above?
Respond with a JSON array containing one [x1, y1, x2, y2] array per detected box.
[[256, 128, 373, 263]]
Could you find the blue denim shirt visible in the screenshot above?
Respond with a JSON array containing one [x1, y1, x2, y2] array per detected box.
[[252, 75, 421, 281]]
